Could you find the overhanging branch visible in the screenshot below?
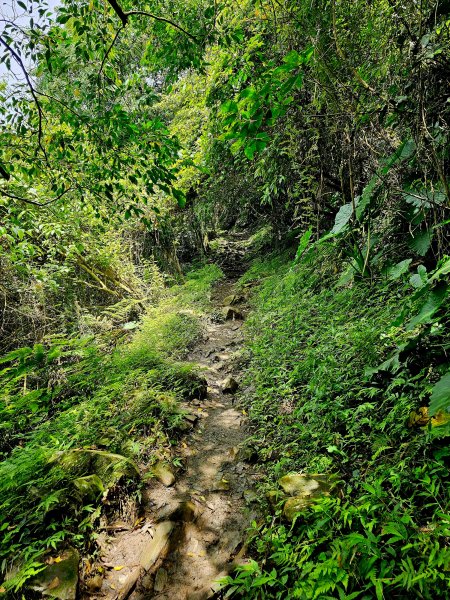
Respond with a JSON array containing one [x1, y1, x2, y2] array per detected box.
[[0, 36, 50, 165], [104, 0, 198, 42]]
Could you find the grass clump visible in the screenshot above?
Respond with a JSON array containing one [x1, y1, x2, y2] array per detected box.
[[228, 248, 450, 599], [0, 263, 222, 594]]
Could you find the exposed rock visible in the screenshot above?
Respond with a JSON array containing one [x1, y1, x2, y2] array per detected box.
[[184, 413, 199, 424], [116, 566, 141, 600], [231, 442, 257, 463], [222, 294, 245, 307], [278, 474, 336, 521], [140, 521, 174, 571], [211, 477, 230, 491], [283, 497, 313, 521], [279, 473, 333, 497], [49, 448, 139, 491], [151, 462, 175, 487], [243, 489, 258, 503], [72, 474, 104, 501], [154, 568, 168, 593], [222, 377, 239, 394], [85, 573, 103, 592], [170, 500, 197, 523], [30, 547, 79, 600], [223, 306, 244, 321], [186, 570, 229, 600]]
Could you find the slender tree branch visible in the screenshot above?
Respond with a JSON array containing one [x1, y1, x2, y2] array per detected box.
[[98, 24, 125, 80], [0, 35, 50, 165], [0, 186, 72, 207], [104, 0, 198, 42]]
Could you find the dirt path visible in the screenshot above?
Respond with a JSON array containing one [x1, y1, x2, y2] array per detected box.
[[91, 279, 258, 600]]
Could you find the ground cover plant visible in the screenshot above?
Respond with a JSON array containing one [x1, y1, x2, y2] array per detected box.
[[0, 264, 222, 592], [224, 246, 450, 598], [1, 0, 449, 596]]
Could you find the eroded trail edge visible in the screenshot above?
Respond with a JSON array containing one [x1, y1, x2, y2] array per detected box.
[[94, 279, 257, 600]]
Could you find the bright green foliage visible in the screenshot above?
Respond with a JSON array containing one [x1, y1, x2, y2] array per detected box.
[[0, 264, 222, 592], [1, 0, 450, 596], [227, 247, 450, 598]]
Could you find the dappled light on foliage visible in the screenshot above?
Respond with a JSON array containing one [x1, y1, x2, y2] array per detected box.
[[1, 0, 450, 597]]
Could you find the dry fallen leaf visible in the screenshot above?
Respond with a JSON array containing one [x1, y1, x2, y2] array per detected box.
[[47, 577, 60, 590], [113, 566, 125, 571]]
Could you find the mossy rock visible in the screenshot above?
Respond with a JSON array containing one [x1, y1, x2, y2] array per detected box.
[[49, 448, 139, 489], [266, 489, 286, 509], [222, 376, 239, 394], [222, 294, 246, 307], [278, 473, 337, 522], [151, 462, 175, 487], [72, 474, 104, 501], [223, 306, 244, 320], [278, 473, 333, 497], [283, 497, 314, 521], [30, 547, 79, 600]]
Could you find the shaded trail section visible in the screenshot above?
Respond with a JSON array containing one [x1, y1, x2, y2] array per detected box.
[[93, 277, 258, 600]]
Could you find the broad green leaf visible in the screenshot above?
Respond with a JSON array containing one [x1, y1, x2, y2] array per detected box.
[[220, 100, 238, 114], [244, 143, 256, 160], [406, 283, 448, 330], [407, 230, 433, 256], [429, 373, 450, 416], [283, 50, 301, 66], [387, 259, 412, 280], [398, 139, 416, 160], [356, 176, 377, 220], [294, 227, 313, 262], [409, 265, 428, 288], [331, 203, 353, 234], [429, 257, 450, 283]]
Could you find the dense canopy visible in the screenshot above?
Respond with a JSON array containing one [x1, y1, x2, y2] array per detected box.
[[1, 0, 450, 598]]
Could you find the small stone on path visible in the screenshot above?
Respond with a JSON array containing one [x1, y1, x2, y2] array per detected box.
[[152, 462, 175, 487], [154, 568, 168, 593], [222, 376, 238, 394]]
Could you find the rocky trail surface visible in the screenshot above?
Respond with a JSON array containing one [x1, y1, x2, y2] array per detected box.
[[87, 277, 259, 600]]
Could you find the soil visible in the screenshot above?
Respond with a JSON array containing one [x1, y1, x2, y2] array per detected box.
[[88, 278, 258, 600]]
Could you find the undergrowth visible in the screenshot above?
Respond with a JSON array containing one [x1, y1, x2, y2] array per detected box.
[[0, 264, 222, 594], [227, 247, 450, 599]]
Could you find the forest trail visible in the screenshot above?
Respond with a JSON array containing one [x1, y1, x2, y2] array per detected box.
[[91, 276, 258, 600]]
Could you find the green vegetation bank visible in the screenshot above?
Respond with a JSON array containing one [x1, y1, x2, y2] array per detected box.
[[1, 0, 450, 598]]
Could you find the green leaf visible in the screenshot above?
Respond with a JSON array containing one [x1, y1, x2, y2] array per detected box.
[[331, 203, 353, 234], [220, 100, 238, 114], [244, 143, 256, 160], [355, 176, 377, 220], [409, 265, 428, 289], [294, 227, 313, 263], [301, 46, 315, 63], [172, 188, 186, 208], [406, 283, 448, 330], [283, 50, 301, 66], [387, 259, 412, 280], [429, 373, 450, 416], [407, 230, 433, 256], [429, 257, 450, 283], [398, 139, 416, 160]]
